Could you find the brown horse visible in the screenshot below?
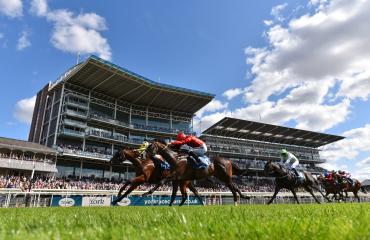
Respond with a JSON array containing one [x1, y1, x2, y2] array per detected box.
[[110, 148, 204, 205], [339, 178, 367, 202], [264, 160, 330, 204], [317, 175, 344, 201], [146, 140, 250, 206]]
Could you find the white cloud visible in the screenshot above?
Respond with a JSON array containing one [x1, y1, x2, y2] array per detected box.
[[321, 124, 370, 161], [13, 96, 36, 124], [31, 1, 112, 60], [17, 30, 31, 51], [30, 0, 48, 16], [271, 3, 288, 22], [202, 0, 370, 133], [222, 88, 244, 100], [196, 99, 228, 118], [319, 124, 370, 180], [0, 0, 22, 18], [356, 157, 370, 167]]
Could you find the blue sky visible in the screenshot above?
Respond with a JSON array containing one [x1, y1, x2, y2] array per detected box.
[[0, 0, 369, 179]]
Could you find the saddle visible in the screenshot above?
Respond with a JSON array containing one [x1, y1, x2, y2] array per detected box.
[[187, 154, 210, 170], [278, 163, 304, 184]]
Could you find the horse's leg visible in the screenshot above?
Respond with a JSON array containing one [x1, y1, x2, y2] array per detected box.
[[112, 182, 141, 204], [117, 180, 131, 196], [231, 182, 251, 200], [304, 186, 321, 204], [353, 190, 360, 202], [142, 179, 169, 197], [187, 182, 204, 206], [112, 175, 146, 204], [179, 181, 188, 206], [311, 185, 331, 202], [291, 189, 300, 204], [169, 181, 179, 207], [267, 187, 280, 205]]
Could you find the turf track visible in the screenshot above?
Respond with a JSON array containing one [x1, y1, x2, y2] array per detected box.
[[0, 203, 369, 240]]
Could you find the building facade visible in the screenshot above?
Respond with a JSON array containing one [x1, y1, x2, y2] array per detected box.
[[0, 137, 57, 177], [200, 117, 344, 183], [28, 55, 214, 180]]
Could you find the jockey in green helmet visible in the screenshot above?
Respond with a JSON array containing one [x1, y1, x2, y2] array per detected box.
[[279, 149, 300, 179]]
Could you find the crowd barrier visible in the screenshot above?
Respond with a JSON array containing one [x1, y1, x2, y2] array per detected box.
[[0, 189, 369, 208]]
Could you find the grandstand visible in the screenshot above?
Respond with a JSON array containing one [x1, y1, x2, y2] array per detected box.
[[28, 55, 214, 179], [0, 137, 56, 177], [200, 117, 344, 183]]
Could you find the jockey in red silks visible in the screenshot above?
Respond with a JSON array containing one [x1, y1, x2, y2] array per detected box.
[[324, 171, 334, 183], [170, 131, 207, 164], [337, 170, 354, 185]]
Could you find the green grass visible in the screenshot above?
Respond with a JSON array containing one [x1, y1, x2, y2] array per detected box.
[[0, 203, 369, 240]]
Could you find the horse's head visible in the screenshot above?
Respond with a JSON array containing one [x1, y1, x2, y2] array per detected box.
[[146, 140, 167, 156], [110, 148, 140, 164], [264, 160, 274, 176]]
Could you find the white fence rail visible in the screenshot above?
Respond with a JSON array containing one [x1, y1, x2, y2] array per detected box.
[[0, 189, 369, 208]]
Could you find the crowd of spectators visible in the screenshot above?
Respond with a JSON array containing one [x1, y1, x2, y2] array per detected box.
[[0, 153, 53, 163], [58, 144, 112, 159], [0, 175, 280, 192]]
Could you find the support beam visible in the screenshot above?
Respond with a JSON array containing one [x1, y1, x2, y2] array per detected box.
[[53, 84, 65, 146]]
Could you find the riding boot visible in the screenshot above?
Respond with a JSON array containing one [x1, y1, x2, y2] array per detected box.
[[292, 168, 300, 178], [189, 151, 201, 164]]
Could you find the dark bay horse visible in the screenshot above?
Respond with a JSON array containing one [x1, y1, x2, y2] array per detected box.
[[110, 148, 204, 205], [340, 178, 367, 202], [264, 160, 330, 204], [317, 175, 344, 201], [146, 140, 250, 206]]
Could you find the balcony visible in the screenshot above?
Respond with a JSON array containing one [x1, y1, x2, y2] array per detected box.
[[59, 128, 85, 138], [89, 112, 194, 136], [85, 128, 141, 146], [63, 119, 87, 129], [65, 99, 89, 110], [64, 109, 88, 119], [59, 148, 112, 161], [0, 157, 57, 172], [208, 146, 322, 163]]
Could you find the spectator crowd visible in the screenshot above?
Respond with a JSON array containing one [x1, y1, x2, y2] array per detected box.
[[0, 175, 277, 192]]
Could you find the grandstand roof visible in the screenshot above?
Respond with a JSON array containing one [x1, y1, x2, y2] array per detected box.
[[53, 55, 214, 113], [0, 137, 56, 154], [202, 117, 344, 148]]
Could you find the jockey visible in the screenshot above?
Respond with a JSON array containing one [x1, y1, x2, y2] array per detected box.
[[338, 170, 354, 185], [324, 171, 334, 183], [137, 140, 150, 158], [279, 149, 301, 179], [170, 131, 207, 164], [138, 140, 170, 173]]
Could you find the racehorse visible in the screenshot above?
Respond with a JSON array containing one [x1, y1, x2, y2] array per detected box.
[[264, 160, 330, 204], [145, 140, 251, 206], [339, 178, 367, 202], [110, 148, 204, 205], [317, 175, 344, 201]]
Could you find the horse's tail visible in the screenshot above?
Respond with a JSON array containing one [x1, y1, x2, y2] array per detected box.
[[231, 162, 249, 176], [360, 186, 367, 194]]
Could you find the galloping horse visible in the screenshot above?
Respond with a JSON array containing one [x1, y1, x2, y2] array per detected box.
[[110, 148, 204, 205], [340, 178, 367, 202], [264, 160, 330, 204], [317, 175, 344, 201], [146, 140, 250, 206]]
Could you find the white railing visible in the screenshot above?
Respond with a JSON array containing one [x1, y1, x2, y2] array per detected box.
[[0, 189, 369, 208], [0, 158, 56, 172]]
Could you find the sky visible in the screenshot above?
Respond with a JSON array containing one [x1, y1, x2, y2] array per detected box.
[[0, 0, 369, 180]]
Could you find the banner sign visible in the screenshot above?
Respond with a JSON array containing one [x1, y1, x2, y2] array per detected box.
[[51, 196, 82, 207], [51, 195, 202, 207], [114, 196, 202, 206], [82, 196, 111, 207]]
